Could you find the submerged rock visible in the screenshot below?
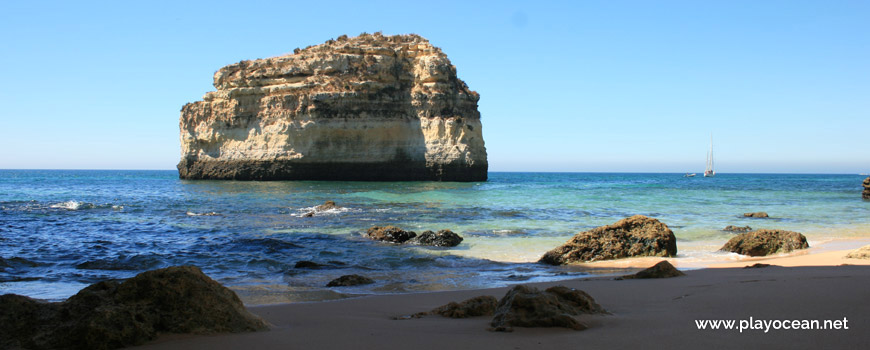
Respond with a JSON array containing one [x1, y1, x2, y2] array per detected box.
[[409, 229, 464, 247], [0, 266, 268, 350], [490, 285, 607, 332], [315, 201, 341, 211], [863, 177, 870, 200], [326, 274, 375, 287], [366, 226, 417, 243], [743, 212, 769, 218], [294, 260, 325, 269], [720, 229, 809, 256], [539, 215, 678, 264], [723, 225, 752, 232], [619, 261, 685, 279], [845, 245, 870, 259], [178, 33, 487, 181]]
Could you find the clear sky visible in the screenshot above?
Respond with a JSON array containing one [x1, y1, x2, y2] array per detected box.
[[1, 0, 867, 173]]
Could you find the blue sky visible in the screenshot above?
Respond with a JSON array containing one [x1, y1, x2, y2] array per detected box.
[[1, 0, 867, 173]]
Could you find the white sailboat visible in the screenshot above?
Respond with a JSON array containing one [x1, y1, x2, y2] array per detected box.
[[704, 134, 715, 177]]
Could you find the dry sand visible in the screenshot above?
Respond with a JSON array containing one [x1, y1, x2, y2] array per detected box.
[[132, 240, 870, 350]]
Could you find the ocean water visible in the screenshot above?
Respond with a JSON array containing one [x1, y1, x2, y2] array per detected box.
[[1, 170, 868, 304]]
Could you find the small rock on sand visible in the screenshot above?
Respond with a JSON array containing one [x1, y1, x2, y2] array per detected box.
[[845, 245, 870, 259], [619, 260, 685, 279], [326, 274, 375, 287]]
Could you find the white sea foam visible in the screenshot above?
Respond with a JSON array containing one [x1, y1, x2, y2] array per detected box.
[[49, 200, 95, 210], [186, 211, 221, 216]]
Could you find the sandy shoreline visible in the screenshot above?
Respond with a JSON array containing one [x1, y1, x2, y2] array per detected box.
[[131, 240, 870, 350]]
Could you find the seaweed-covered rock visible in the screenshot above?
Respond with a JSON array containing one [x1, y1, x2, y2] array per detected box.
[[723, 225, 752, 232], [366, 226, 417, 243], [743, 212, 769, 218], [490, 285, 607, 332], [540, 215, 677, 264], [720, 229, 809, 256], [845, 245, 870, 259], [326, 274, 375, 287], [410, 229, 463, 247], [0, 266, 268, 350], [620, 261, 685, 279]]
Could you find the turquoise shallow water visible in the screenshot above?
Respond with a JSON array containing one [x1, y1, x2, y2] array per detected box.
[[1, 170, 868, 304]]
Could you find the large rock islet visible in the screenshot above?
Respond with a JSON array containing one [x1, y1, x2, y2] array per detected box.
[[178, 33, 487, 181]]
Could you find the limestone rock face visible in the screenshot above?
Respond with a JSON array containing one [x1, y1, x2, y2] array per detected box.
[[178, 33, 487, 181], [863, 177, 870, 200], [720, 229, 809, 256], [540, 215, 678, 264], [0, 266, 268, 350]]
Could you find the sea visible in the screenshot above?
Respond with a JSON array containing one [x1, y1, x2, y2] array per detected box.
[[1, 170, 868, 305]]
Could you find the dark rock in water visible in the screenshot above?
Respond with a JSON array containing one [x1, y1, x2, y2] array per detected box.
[[845, 245, 870, 259], [419, 296, 498, 318], [863, 177, 870, 200], [0, 266, 268, 350], [294, 260, 325, 269], [366, 226, 417, 243], [490, 285, 607, 332], [302, 211, 315, 218], [315, 200, 341, 211], [619, 261, 685, 279], [720, 229, 809, 256], [539, 215, 677, 264], [75, 255, 163, 271], [723, 225, 752, 232], [0, 256, 42, 269], [410, 229, 464, 247], [743, 212, 769, 218], [326, 274, 374, 287], [744, 263, 773, 268]]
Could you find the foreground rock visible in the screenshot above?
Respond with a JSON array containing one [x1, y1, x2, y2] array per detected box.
[[845, 245, 870, 259], [540, 215, 678, 264], [490, 285, 607, 332], [409, 229, 463, 247], [743, 212, 769, 218], [366, 226, 417, 243], [326, 274, 375, 287], [723, 225, 752, 232], [409, 296, 499, 319], [720, 229, 809, 256], [0, 266, 268, 350], [619, 261, 685, 279], [863, 177, 870, 200], [178, 33, 487, 181]]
